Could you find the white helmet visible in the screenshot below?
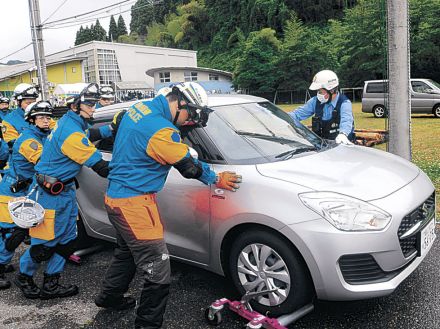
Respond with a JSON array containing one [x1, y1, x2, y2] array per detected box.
[[309, 70, 339, 91], [99, 86, 115, 99], [172, 82, 208, 108], [156, 86, 173, 98], [24, 101, 54, 122], [13, 83, 39, 101], [8, 197, 45, 229]]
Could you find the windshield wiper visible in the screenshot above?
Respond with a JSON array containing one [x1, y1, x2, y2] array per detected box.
[[236, 131, 298, 144], [275, 147, 316, 159]]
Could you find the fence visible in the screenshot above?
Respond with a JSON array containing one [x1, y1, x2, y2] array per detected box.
[[246, 87, 363, 104]]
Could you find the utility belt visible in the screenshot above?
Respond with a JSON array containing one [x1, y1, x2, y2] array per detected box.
[[36, 173, 75, 195]]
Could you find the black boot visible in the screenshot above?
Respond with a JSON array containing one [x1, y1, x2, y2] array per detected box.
[[14, 273, 40, 298], [0, 264, 11, 290], [95, 293, 136, 310], [40, 273, 79, 300]]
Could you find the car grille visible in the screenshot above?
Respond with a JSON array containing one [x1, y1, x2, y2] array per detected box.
[[339, 254, 400, 285], [397, 192, 435, 258]]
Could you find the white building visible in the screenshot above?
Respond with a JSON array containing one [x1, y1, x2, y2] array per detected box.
[[146, 67, 233, 93], [47, 41, 197, 89]]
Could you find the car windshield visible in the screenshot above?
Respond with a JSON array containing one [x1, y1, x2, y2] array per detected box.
[[427, 79, 440, 90], [203, 101, 325, 164]]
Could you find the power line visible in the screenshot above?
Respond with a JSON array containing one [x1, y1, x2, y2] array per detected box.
[[43, 0, 134, 27], [0, 43, 33, 62], [42, 0, 69, 24], [43, 7, 133, 30], [43, 1, 152, 30]]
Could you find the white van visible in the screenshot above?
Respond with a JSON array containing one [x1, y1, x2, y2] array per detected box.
[[362, 79, 440, 118]]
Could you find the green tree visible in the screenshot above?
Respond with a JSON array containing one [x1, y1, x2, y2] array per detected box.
[[92, 20, 107, 41], [108, 15, 118, 41], [285, 0, 357, 23], [410, 0, 440, 82], [117, 15, 128, 38], [277, 16, 339, 90], [118, 32, 143, 45], [74, 26, 85, 45], [234, 28, 281, 92]]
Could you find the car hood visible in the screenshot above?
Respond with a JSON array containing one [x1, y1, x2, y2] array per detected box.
[[256, 145, 420, 201]]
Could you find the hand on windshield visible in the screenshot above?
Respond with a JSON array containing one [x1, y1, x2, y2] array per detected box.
[[216, 171, 242, 192], [335, 133, 353, 145]]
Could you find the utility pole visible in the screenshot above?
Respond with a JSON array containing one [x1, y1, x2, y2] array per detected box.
[[387, 0, 411, 160], [28, 0, 49, 100]]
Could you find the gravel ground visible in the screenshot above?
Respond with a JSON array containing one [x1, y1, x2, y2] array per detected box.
[[0, 228, 439, 329]]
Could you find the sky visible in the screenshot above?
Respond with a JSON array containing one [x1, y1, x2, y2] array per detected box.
[[0, 0, 133, 63]]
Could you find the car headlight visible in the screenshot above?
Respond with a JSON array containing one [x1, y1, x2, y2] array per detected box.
[[299, 192, 392, 231]]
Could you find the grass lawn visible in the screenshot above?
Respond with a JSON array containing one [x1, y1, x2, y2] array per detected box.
[[278, 103, 440, 217]]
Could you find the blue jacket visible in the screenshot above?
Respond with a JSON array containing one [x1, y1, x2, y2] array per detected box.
[[289, 93, 354, 136], [0, 109, 12, 121], [35, 110, 103, 181], [107, 95, 216, 198], [9, 124, 50, 181], [2, 107, 28, 143]]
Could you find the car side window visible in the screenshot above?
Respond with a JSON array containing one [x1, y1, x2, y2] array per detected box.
[[411, 81, 431, 93], [180, 126, 225, 164]]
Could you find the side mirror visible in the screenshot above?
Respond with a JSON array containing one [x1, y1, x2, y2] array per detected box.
[[189, 147, 199, 159]]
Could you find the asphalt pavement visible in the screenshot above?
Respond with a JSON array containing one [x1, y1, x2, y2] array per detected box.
[[1, 227, 439, 329]]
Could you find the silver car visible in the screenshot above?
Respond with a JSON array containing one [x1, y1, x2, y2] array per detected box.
[[77, 94, 436, 316], [362, 78, 440, 118]]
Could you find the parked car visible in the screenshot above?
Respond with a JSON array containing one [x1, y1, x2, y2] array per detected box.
[[76, 94, 436, 316], [362, 78, 440, 118]]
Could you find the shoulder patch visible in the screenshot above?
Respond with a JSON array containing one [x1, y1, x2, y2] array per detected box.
[[81, 137, 90, 147], [29, 141, 39, 150], [171, 131, 181, 143]]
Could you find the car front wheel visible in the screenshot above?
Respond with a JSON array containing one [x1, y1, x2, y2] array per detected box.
[[228, 230, 314, 317], [373, 105, 387, 118], [433, 104, 440, 118]]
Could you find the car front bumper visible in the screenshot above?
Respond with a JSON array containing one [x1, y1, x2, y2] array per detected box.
[[281, 172, 436, 301]]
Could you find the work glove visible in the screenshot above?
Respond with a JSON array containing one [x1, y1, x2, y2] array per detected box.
[[111, 110, 127, 136], [92, 159, 110, 178], [335, 133, 353, 145], [215, 171, 242, 192]]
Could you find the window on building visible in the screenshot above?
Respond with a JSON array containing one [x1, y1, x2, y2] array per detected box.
[[96, 49, 122, 85], [209, 74, 219, 81], [184, 71, 198, 82], [72, 67, 76, 73], [159, 72, 171, 83]]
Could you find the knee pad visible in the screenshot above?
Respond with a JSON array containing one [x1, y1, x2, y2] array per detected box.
[[5, 228, 28, 252], [30, 245, 56, 263], [141, 254, 171, 285], [54, 239, 78, 260]]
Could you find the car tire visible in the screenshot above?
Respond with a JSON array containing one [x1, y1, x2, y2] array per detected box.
[[373, 105, 387, 118], [228, 229, 314, 317], [433, 104, 440, 118]]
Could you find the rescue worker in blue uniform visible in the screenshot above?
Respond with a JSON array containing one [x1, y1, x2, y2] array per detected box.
[[0, 101, 53, 290], [15, 83, 112, 300], [2, 84, 39, 144], [289, 70, 355, 144], [0, 96, 12, 122], [95, 86, 115, 109], [94, 82, 242, 329]]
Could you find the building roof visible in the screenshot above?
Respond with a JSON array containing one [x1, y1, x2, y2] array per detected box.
[[0, 56, 86, 81], [47, 41, 197, 61], [145, 66, 233, 78]]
